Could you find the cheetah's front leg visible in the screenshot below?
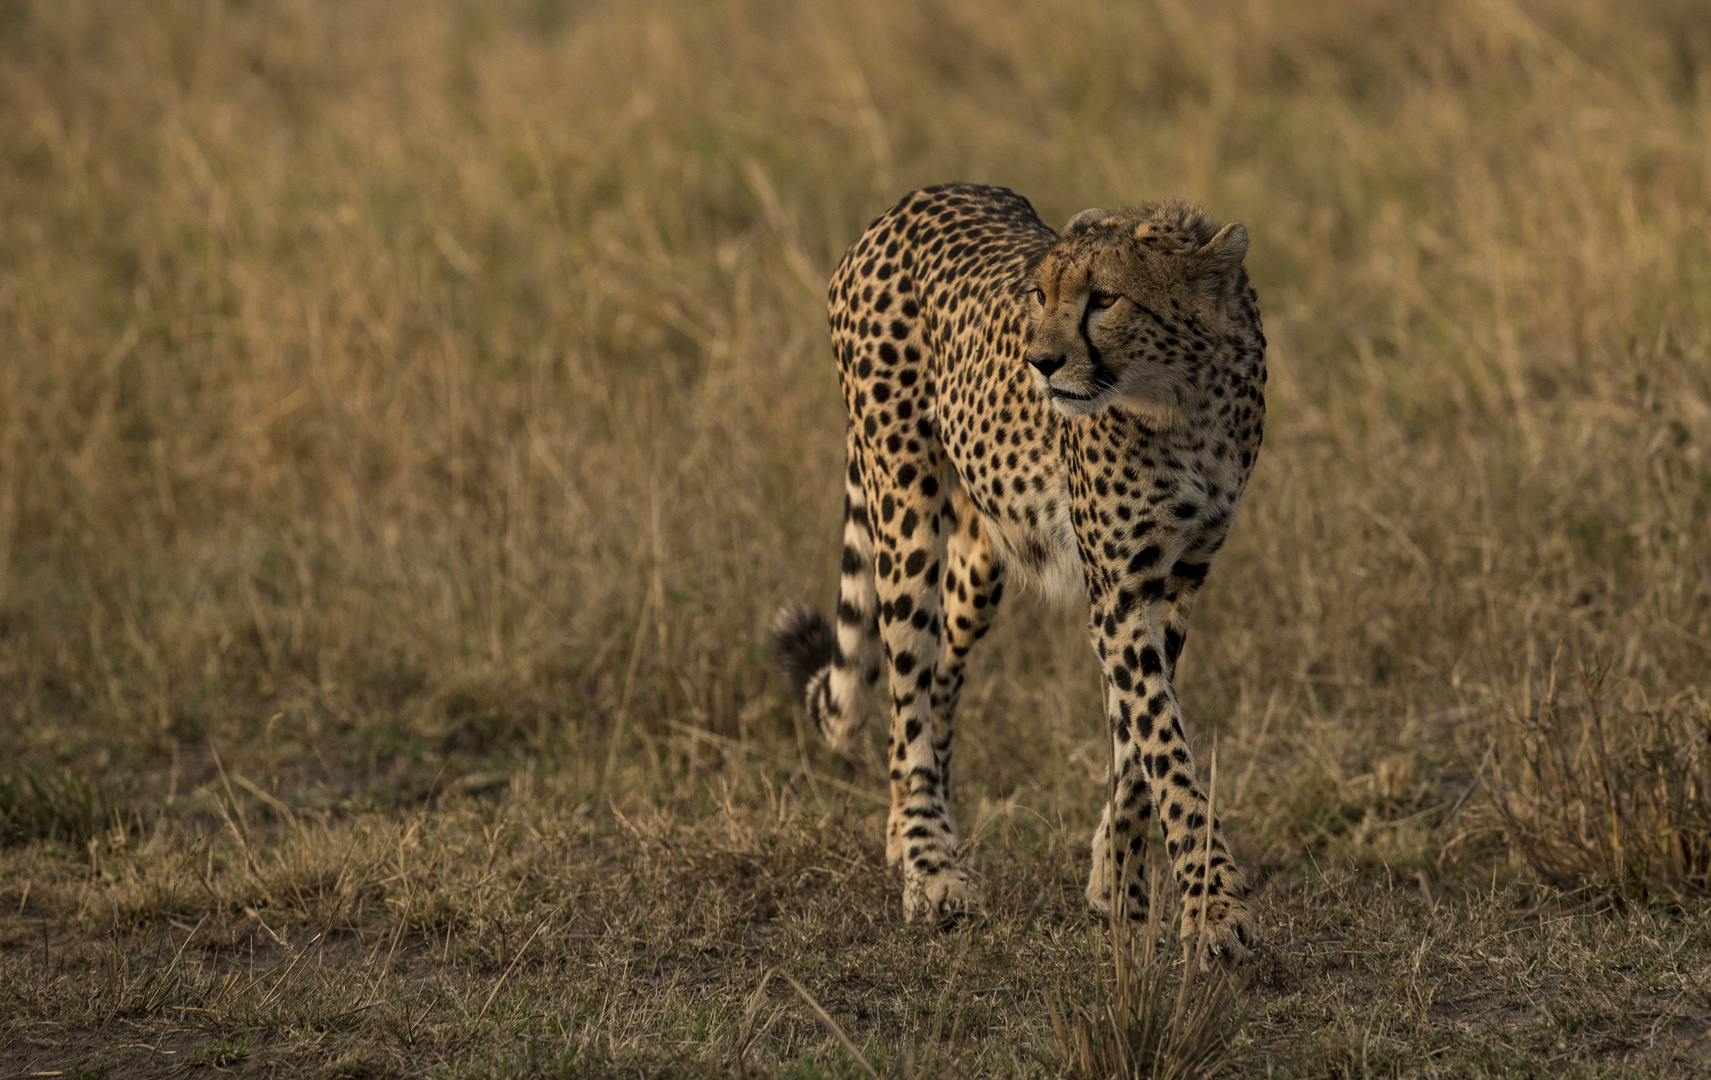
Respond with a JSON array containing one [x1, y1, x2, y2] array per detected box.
[[1085, 701, 1157, 923], [1085, 558, 1214, 924], [1092, 610, 1253, 962]]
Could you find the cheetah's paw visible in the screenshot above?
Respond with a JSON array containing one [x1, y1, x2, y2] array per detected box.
[[902, 867, 984, 926], [1180, 892, 1257, 968]]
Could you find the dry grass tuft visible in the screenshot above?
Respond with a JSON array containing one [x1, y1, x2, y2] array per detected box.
[[1049, 898, 1241, 1080], [1489, 658, 1711, 902], [1052, 750, 1241, 1080]]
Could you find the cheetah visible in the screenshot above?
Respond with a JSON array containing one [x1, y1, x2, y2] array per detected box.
[[770, 183, 1264, 960]]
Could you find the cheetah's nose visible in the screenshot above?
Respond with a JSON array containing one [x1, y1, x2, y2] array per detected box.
[[1025, 351, 1066, 378]]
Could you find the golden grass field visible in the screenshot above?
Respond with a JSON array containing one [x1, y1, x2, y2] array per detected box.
[[3, 0, 1711, 1075]]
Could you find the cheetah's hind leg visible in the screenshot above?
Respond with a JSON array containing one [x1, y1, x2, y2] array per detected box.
[[768, 432, 884, 756]]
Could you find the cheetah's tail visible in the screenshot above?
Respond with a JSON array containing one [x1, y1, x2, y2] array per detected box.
[[767, 602, 834, 711], [767, 599, 874, 756]]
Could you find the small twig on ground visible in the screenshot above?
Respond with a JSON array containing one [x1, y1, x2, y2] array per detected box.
[[746, 966, 879, 1080], [476, 907, 559, 1024]]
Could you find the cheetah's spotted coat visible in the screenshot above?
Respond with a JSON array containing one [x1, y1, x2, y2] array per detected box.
[[771, 183, 1265, 959]]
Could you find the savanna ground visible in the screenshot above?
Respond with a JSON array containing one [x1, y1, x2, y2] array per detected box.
[[4, 0, 1711, 1076]]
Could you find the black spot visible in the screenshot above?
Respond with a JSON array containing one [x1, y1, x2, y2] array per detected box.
[[1163, 629, 1186, 669], [1113, 589, 1136, 623], [1127, 545, 1161, 573]]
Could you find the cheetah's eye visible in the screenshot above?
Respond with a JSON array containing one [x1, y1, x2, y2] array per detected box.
[[1028, 287, 1045, 305], [1091, 291, 1120, 309]]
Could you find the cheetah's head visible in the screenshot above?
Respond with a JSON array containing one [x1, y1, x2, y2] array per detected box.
[[1022, 202, 1249, 422]]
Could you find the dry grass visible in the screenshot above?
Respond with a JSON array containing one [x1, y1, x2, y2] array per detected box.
[[1486, 659, 1711, 902], [1048, 881, 1242, 1080], [1051, 753, 1241, 1080], [3, 0, 1711, 1074]]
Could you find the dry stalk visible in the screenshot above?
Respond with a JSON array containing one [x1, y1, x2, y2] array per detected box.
[[731, 966, 878, 1079]]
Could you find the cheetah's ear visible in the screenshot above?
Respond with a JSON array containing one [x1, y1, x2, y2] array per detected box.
[[1064, 208, 1113, 235], [1191, 222, 1249, 279]]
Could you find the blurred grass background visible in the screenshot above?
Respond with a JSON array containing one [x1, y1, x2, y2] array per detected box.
[[2, 0, 1709, 858], [6, 1, 1711, 1074]]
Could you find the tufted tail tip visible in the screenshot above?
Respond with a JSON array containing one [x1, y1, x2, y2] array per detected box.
[[766, 602, 835, 709]]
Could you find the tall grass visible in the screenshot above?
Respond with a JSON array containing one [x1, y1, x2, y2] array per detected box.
[[1488, 659, 1711, 901], [1, 0, 1708, 857]]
